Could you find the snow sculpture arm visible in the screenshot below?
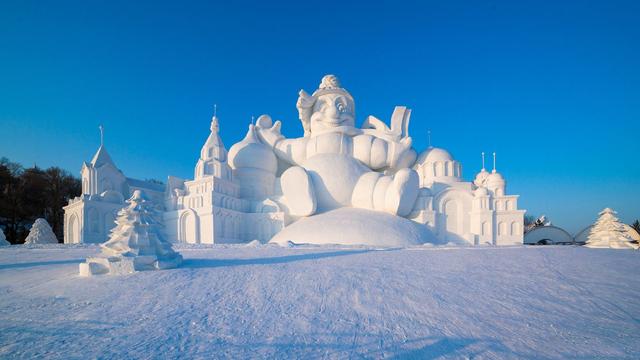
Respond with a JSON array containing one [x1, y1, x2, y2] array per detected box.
[[255, 114, 309, 166], [353, 134, 417, 171]]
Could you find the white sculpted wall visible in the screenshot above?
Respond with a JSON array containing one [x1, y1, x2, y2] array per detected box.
[[64, 75, 525, 247]]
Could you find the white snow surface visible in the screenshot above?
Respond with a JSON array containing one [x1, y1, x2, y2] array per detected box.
[[0, 244, 639, 359]]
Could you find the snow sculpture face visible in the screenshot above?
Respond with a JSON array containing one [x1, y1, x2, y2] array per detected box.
[[297, 74, 356, 136], [309, 93, 355, 133]]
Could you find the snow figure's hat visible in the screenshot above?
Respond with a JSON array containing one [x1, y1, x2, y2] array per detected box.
[[80, 190, 183, 276]]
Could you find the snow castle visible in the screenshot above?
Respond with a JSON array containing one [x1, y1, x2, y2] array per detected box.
[[64, 75, 525, 247]]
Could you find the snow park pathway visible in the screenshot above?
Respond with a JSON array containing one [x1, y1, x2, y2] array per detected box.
[[0, 244, 639, 359]]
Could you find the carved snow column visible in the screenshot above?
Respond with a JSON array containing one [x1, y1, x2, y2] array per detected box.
[[228, 123, 278, 201], [471, 187, 494, 245]]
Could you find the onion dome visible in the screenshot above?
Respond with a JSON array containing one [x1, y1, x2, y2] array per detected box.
[[413, 146, 461, 185], [415, 147, 454, 164], [228, 124, 277, 173], [473, 152, 490, 187], [474, 169, 490, 187], [486, 171, 505, 186]]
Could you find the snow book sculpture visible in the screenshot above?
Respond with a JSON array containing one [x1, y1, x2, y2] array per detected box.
[[79, 190, 183, 276], [585, 208, 638, 249], [0, 228, 9, 246], [24, 218, 58, 244]]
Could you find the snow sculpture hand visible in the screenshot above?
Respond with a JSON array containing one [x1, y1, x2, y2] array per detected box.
[[389, 137, 414, 169], [255, 114, 284, 147]]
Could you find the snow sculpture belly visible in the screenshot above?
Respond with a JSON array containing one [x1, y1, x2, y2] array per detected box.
[[303, 153, 369, 212]]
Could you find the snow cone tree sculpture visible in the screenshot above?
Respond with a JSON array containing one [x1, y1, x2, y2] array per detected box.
[[586, 208, 638, 249], [79, 190, 183, 276], [0, 228, 9, 246], [24, 218, 58, 244]]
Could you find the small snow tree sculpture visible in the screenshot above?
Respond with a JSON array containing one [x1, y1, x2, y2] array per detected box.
[[586, 208, 638, 249], [24, 218, 58, 244], [0, 228, 10, 246], [79, 190, 183, 276]]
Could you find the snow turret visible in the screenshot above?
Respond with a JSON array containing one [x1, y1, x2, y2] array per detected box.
[[194, 113, 232, 180], [228, 119, 278, 200], [81, 126, 126, 196], [79, 190, 183, 276], [24, 218, 58, 244], [0, 228, 9, 246], [474, 152, 490, 188], [585, 208, 638, 249], [486, 152, 505, 196]]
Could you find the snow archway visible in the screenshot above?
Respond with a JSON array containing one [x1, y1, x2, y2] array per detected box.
[[524, 226, 573, 245], [68, 214, 79, 244], [179, 210, 199, 244], [435, 189, 473, 244]]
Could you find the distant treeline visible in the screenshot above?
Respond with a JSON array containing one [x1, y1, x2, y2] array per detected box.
[[0, 157, 81, 244]]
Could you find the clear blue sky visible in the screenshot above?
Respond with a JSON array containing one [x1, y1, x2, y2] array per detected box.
[[1, 0, 639, 233]]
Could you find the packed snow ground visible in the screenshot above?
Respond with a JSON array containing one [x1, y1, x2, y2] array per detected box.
[[0, 244, 639, 359]]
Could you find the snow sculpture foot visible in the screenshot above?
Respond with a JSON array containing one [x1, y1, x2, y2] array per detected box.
[[352, 168, 419, 217], [385, 168, 420, 217], [281, 166, 317, 216]]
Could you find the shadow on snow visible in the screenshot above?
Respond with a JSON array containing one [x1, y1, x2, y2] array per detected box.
[[182, 250, 373, 269]]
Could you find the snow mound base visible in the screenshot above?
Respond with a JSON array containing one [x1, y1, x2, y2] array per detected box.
[[269, 207, 438, 247]]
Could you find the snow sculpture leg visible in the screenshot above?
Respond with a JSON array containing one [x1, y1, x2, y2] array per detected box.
[[352, 168, 419, 217], [281, 166, 317, 217]]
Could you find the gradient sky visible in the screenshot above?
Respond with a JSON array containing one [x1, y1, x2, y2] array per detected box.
[[1, 0, 639, 233]]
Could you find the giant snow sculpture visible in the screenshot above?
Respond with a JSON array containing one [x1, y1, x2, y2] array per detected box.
[[24, 218, 58, 244], [79, 190, 183, 276], [65, 75, 525, 247]]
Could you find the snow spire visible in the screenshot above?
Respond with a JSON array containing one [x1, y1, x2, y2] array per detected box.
[[195, 109, 231, 179], [492, 152, 497, 173], [210, 106, 219, 133]]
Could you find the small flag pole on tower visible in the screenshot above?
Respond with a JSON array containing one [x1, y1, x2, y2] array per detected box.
[[492, 152, 497, 173], [481, 152, 485, 170], [427, 129, 432, 148], [213, 104, 217, 117], [98, 124, 104, 147]]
